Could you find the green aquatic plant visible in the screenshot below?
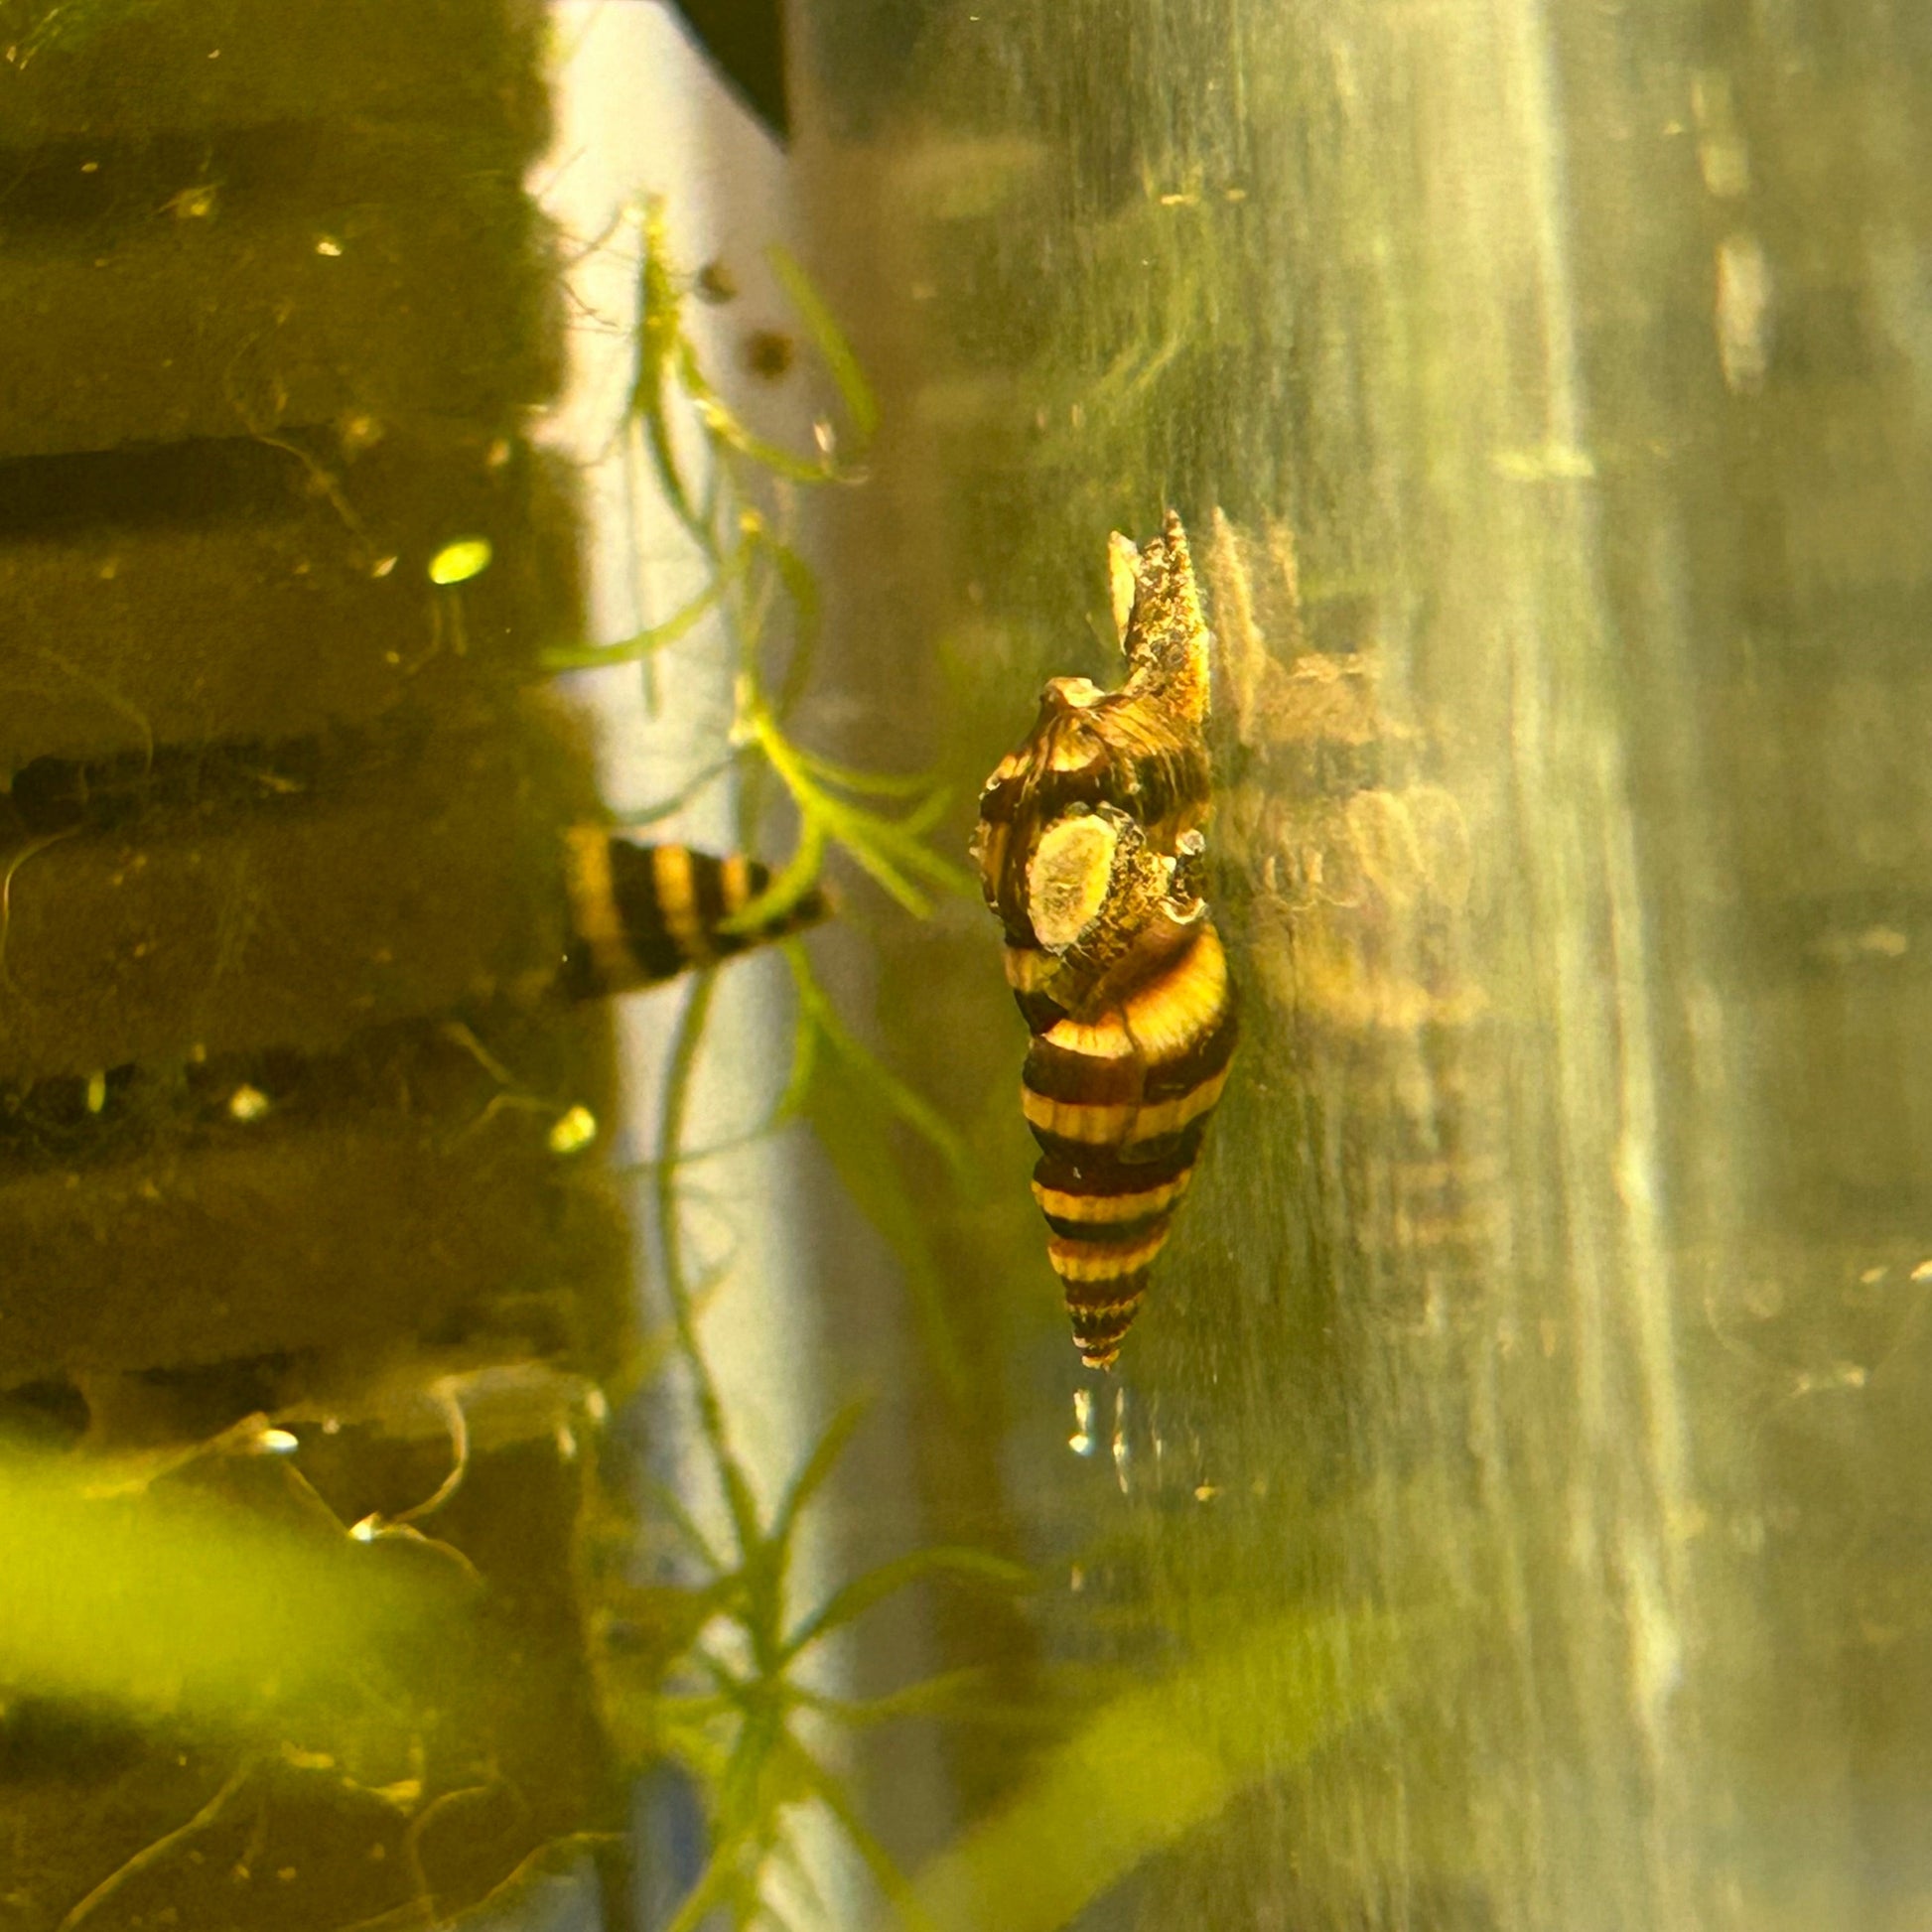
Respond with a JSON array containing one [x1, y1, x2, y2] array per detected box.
[[545, 207, 1025, 1929], [544, 198, 977, 1390], [587, 967, 1028, 1932], [538, 200, 972, 914], [0, 1396, 620, 1931]]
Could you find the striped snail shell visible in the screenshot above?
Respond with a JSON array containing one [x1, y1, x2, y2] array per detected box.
[[561, 831, 826, 999], [972, 513, 1237, 1367]]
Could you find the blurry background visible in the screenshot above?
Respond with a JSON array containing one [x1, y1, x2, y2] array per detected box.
[[7, 1, 1932, 1929]]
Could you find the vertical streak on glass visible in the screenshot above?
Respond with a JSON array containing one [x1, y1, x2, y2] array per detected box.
[[1489, 0, 1694, 1920]]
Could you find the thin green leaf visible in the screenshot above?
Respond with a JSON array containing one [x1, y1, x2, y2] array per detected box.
[[631, 201, 684, 418], [837, 805, 977, 898], [793, 746, 945, 798], [606, 1682, 729, 1767], [799, 1043, 969, 1402], [778, 1732, 935, 1932], [694, 1652, 763, 1719], [814, 806, 936, 915], [766, 242, 880, 445], [656, 1708, 730, 1777], [741, 701, 968, 913], [846, 790, 965, 871], [764, 541, 823, 716], [790, 1667, 1008, 1728], [610, 758, 740, 831], [701, 403, 838, 485], [804, 787, 974, 901], [767, 1398, 870, 1567], [644, 1478, 731, 1576], [540, 585, 720, 670], [718, 818, 827, 934], [792, 958, 972, 1182], [616, 1251, 735, 1405], [733, 516, 783, 667], [741, 544, 825, 840], [718, 1702, 799, 1829], [653, 1690, 737, 1725], [602, 1575, 736, 1654], [783, 1547, 1030, 1662], [772, 987, 820, 1129], [662, 1832, 757, 1932], [892, 784, 953, 836], [696, 432, 729, 536], [714, 1447, 767, 1582], [655, 972, 766, 1567], [541, 540, 752, 669], [681, 345, 840, 485], [632, 201, 703, 539], [633, 353, 684, 502]]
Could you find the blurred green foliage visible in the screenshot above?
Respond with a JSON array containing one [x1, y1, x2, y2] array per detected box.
[[598, 942, 1028, 1929], [0, 1440, 455, 1729], [904, 1606, 1403, 1932]]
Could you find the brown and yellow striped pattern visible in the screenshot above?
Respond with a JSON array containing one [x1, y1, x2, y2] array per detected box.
[[971, 514, 1238, 1368], [561, 829, 826, 999]]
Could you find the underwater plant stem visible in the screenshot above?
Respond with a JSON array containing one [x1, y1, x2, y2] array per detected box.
[[56, 1755, 257, 1932], [764, 242, 879, 447], [655, 970, 762, 1565], [0, 825, 81, 992], [538, 570, 731, 670]]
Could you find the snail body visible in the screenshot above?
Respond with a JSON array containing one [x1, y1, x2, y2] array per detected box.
[[972, 514, 1236, 1367]]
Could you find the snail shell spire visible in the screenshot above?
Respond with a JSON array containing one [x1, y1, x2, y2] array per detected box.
[[972, 513, 1235, 1367]]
